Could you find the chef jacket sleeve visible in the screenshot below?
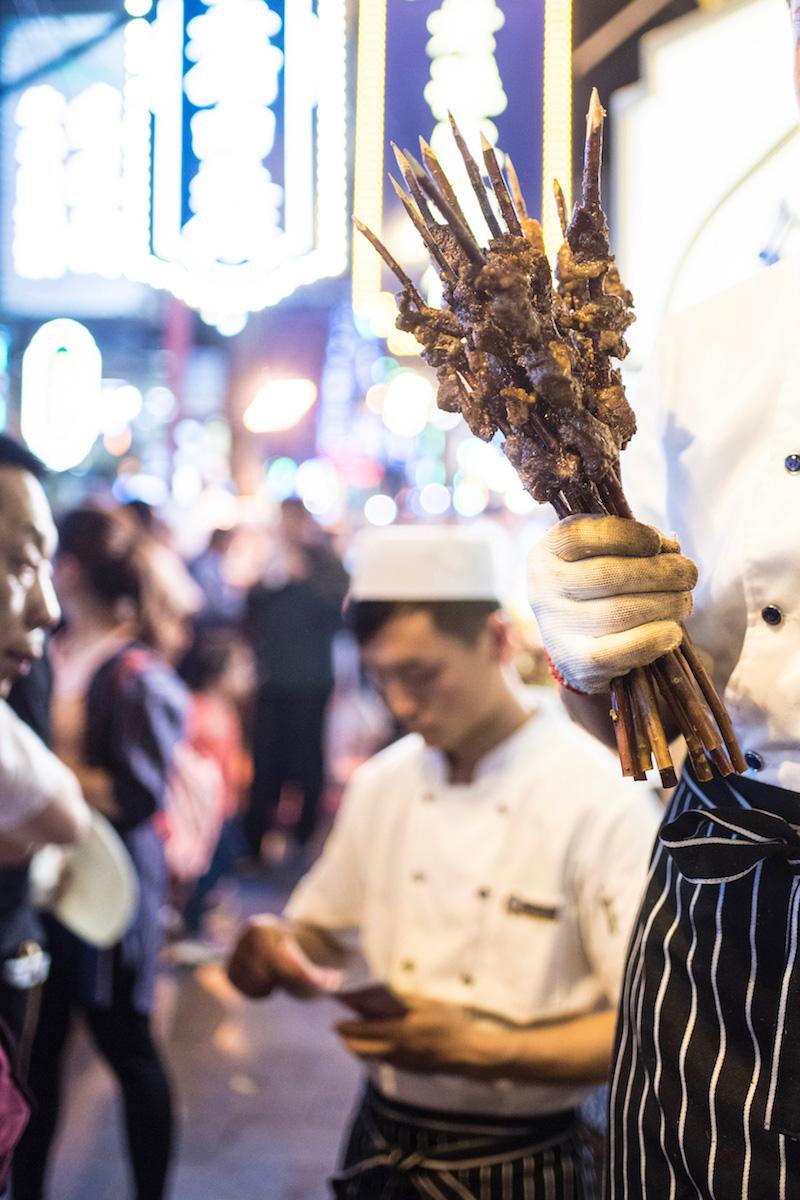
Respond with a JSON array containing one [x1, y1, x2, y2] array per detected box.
[[0, 700, 84, 832], [283, 767, 369, 937], [573, 783, 662, 1005]]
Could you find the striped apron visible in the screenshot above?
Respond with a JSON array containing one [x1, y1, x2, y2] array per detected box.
[[332, 1083, 599, 1200], [608, 767, 800, 1199]]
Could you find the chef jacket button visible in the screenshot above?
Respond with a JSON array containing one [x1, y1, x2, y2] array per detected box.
[[422, 792, 435, 802], [461, 973, 474, 985], [496, 804, 509, 815], [744, 750, 764, 772], [401, 959, 415, 971], [762, 604, 783, 626], [412, 871, 426, 882], [785, 453, 800, 474], [477, 888, 490, 900]]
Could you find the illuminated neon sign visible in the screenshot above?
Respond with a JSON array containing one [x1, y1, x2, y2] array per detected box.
[[3, 1, 347, 324], [123, 0, 348, 323]]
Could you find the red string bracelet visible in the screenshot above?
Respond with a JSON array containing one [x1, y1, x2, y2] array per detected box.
[[545, 651, 590, 696]]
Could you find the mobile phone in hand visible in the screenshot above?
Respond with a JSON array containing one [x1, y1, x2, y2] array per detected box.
[[335, 982, 408, 1020]]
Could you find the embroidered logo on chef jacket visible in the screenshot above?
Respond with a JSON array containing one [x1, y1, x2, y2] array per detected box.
[[506, 895, 561, 921]]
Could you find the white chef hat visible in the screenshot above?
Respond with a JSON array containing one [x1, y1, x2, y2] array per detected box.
[[349, 525, 506, 603]]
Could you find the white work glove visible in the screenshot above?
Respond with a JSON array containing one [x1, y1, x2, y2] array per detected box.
[[527, 514, 698, 694]]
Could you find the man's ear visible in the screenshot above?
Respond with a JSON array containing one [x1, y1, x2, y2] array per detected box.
[[485, 610, 515, 664]]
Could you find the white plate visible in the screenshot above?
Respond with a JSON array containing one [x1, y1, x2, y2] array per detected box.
[[30, 811, 139, 948]]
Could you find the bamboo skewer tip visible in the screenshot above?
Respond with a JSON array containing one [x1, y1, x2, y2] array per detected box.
[[587, 87, 606, 133], [391, 143, 409, 170]]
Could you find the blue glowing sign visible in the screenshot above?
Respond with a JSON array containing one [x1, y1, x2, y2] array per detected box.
[[132, 0, 349, 321]]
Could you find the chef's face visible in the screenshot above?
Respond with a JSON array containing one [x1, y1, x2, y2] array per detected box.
[[0, 468, 60, 697], [360, 608, 507, 753]]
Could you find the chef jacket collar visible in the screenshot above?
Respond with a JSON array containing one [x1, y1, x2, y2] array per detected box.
[[420, 706, 538, 791]]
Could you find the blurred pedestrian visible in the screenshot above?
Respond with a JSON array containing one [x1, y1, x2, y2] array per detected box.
[[243, 499, 348, 861], [187, 527, 245, 630], [12, 507, 187, 1200], [173, 629, 254, 954]]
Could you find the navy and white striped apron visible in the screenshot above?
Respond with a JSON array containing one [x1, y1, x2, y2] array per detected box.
[[608, 767, 800, 1199], [333, 1083, 599, 1200]]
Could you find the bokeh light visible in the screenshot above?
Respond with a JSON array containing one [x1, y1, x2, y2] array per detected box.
[[244, 378, 318, 433], [453, 482, 488, 516], [364, 494, 397, 526], [382, 371, 433, 438], [419, 482, 450, 516], [266, 456, 298, 501], [296, 457, 340, 516]]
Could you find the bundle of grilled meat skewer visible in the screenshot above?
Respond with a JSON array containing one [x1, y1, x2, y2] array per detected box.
[[355, 89, 746, 787]]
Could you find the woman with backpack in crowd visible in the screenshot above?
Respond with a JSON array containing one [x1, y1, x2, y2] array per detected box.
[[12, 505, 188, 1200]]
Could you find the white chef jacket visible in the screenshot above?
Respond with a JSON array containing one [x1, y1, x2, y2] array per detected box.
[[623, 254, 800, 791], [0, 699, 84, 833], [286, 689, 661, 1116]]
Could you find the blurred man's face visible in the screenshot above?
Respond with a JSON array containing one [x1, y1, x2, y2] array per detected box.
[[360, 608, 504, 754], [0, 468, 60, 697]]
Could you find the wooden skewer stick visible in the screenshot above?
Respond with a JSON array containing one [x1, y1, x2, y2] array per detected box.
[[389, 178, 456, 280], [582, 87, 606, 211], [627, 674, 654, 777], [610, 677, 645, 780], [630, 666, 678, 788], [671, 647, 734, 776], [352, 218, 425, 309], [553, 179, 569, 237], [679, 633, 748, 774], [414, 172, 487, 267], [448, 112, 502, 240], [650, 658, 714, 783], [418, 139, 471, 230], [391, 144, 436, 226], [668, 649, 727, 760], [480, 134, 524, 237], [651, 656, 721, 782], [504, 155, 529, 221], [597, 469, 635, 521]]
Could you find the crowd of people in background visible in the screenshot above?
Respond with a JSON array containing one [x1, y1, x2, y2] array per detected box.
[[0, 453, 364, 1199]]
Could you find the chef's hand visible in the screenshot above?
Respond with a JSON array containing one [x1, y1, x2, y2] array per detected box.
[[527, 514, 698, 694], [228, 915, 342, 1000], [336, 997, 485, 1077]]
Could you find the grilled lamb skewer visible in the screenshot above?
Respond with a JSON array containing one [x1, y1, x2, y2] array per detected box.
[[355, 92, 746, 785]]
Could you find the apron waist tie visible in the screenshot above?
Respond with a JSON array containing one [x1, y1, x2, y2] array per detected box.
[[332, 1088, 577, 1200], [661, 805, 800, 884]]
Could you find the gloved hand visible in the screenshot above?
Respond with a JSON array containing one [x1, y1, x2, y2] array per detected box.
[[528, 514, 698, 694]]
